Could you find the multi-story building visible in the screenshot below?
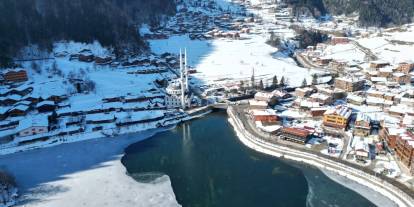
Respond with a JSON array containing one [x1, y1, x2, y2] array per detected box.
[[370, 60, 390, 69], [380, 126, 405, 150], [347, 94, 365, 105], [323, 105, 352, 129], [280, 127, 311, 144], [378, 66, 394, 78], [249, 100, 268, 110], [254, 92, 278, 105], [295, 87, 313, 98], [334, 77, 365, 92], [396, 62, 414, 74], [164, 95, 181, 109], [354, 112, 371, 137], [395, 131, 414, 171], [331, 36, 349, 45], [309, 93, 332, 105], [392, 73, 411, 84], [16, 115, 49, 137], [249, 109, 278, 123]]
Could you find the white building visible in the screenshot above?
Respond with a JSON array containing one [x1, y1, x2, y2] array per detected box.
[[166, 80, 183, 96], [165, 48, 191, 109], [17, 115, 49, 137], [165, 95, 181, 109]]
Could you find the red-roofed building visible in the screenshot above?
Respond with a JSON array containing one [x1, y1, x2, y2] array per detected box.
[[280, 127, 311, 144]]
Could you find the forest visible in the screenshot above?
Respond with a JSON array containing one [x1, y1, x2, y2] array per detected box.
[[0, 0, 176, 67], [283, 0, 414, 27]]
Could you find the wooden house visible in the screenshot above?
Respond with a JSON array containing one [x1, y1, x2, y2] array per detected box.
[[3, 69, 28, 83]]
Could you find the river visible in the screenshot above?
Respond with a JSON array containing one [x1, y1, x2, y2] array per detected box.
[[122, 112, 376, 207]]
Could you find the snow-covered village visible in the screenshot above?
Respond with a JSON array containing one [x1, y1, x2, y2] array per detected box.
[[1, 0, 414, 207]]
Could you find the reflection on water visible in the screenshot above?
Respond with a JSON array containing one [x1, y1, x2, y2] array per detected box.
[[122, 113, 375, 207]]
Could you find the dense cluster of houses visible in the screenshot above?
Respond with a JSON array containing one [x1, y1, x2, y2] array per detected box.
[[66, 49, 113, 65], [143, 0, 253, 42], [292, 61, 413, 164], [242, 33, 414, 171], [0, 49, 189, 150], [246, 89, 317, 143], [0, 83, 185, 148]]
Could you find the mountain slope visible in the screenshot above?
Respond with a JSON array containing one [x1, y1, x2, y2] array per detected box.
[[284, 0, 414, 27], [0, 0, 176, 67]]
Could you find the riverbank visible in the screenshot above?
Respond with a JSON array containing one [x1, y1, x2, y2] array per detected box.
[[0, 128, 180, 207], [227, 106, 414, 207], [321, 169, 397, 207]]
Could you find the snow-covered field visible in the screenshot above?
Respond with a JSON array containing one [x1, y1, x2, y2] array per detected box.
[[150, 34, 317, 87], [0, 128, 180, 207], [23, 48, 167, 98], [322, 43, 366, 63], [357, 26, 414, 64]]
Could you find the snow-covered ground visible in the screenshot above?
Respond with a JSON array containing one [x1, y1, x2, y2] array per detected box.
[[0, 128, 180, 207], [357, 26, 414, 64], [322, 43, 366, 63], [150, 34, 317, 87], [149, 0, 320, 88], [23, 52, 168, 98]]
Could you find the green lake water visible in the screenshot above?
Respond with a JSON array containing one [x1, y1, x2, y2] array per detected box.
[[122, 112, 375, 207]]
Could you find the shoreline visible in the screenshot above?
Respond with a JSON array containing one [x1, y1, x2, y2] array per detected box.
[[226, 107, 414, 207], [1, 109, 412, 207], [0, 127, 181, 207], [320, 169, 397, 207], [0, 117, 184, 156]]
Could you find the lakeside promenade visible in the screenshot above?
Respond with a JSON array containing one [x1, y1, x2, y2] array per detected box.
[[227, 105, 414, 207]]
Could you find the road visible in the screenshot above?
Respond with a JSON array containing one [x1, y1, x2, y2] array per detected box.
[[233, 105, 318, 152], [351, 40, 378, 61]]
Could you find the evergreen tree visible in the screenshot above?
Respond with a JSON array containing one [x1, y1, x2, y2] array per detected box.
[[280, 76, 285, 87], [0, 0, 177, 66], [311, 73, 318, 85], [302, 78, 307, 87], [259, 80, 264, 90], [272, 75, 278, 87]]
